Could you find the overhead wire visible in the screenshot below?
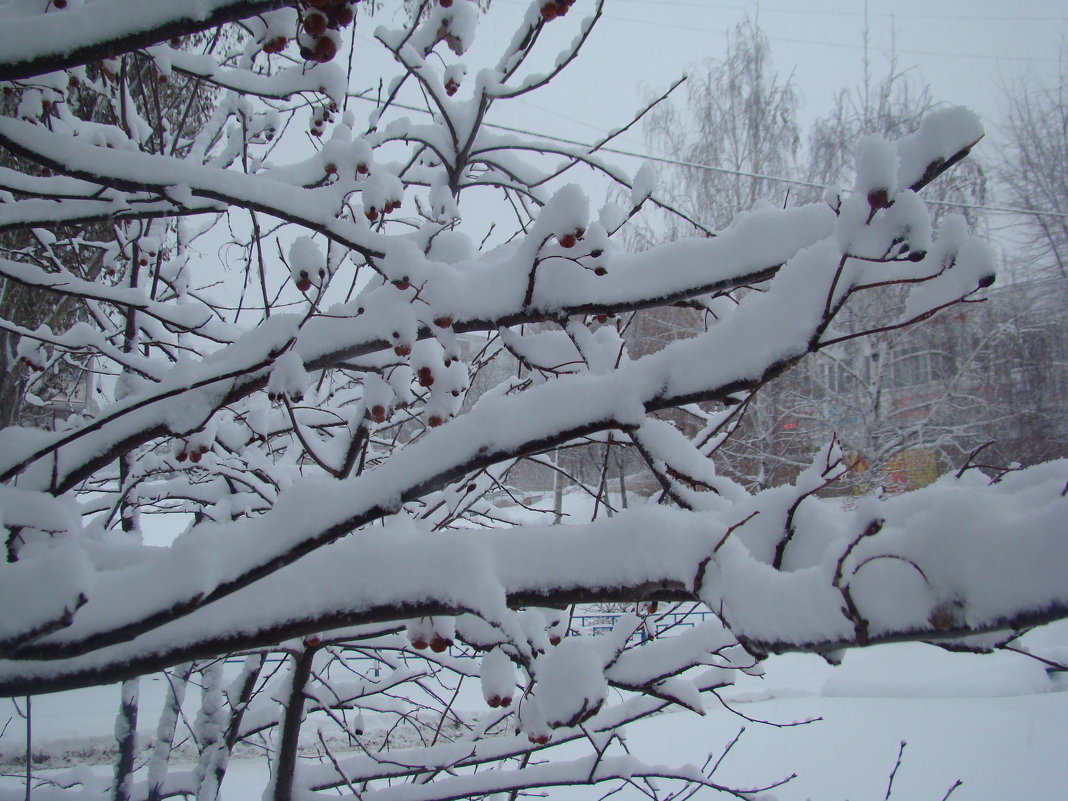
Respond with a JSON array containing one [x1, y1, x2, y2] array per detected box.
[[344, 83, 1067, 221]]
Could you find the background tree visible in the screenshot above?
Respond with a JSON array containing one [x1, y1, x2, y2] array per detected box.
[[640, 16, 801, 237], [998, 58, 1068, 285], [0, 3, 1066, 801]]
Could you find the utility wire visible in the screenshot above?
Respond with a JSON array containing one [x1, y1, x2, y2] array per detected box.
[[347, 92, 1068, 220], [483, 119, 1068, 220], [605, 0, 1067, 23]]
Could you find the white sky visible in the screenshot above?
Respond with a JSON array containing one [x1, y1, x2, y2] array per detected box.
[[455, 0, 1067, 169]]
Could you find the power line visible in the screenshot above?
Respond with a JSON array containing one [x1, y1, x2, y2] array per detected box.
[[605, 0, 1067, 23], [346, 92, 1068, 221], [598, 11, 1063, 64], [479, 120, 1068, 220]]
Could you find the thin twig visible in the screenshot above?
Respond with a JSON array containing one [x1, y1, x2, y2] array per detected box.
[[884, 740, 906, 800]]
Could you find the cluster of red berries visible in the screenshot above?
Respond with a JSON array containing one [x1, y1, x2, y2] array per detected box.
[[294, 267, 325, 293], [297, 0, 358, 62], [309, 103, 337, 137], [18, 355, 44, 372], [267, 388, 304, 403], [444, 77, 460, 96], [486, 692, 513, 708], [540, 0, 576, 21], [365, 198, 401, 222], [175, 442, 210, 464], [410, 632, 453, 653]]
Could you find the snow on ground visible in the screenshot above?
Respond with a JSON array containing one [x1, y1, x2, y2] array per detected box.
[[3, 492, 1066, 798], [4, 639, 1066, 800]]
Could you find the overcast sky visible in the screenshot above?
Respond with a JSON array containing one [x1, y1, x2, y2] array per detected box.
[[447, 0, 1067, 169]]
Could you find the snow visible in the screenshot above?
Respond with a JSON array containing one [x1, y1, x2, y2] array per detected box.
[[0, 3, 1063, 801], [3, 640, 1066, 800], [532, 638, 606, 729]]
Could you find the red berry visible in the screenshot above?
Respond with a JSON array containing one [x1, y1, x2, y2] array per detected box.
[[370, 404, 388, 423], [176, 450, 188, 462], [411, 637, 428, 650], [304, 11, 327, 35], [313, 36, 337, 63], [594, 266, 607, 276], [324, 162, 337, 175], [428, 415, 444, 428], [487, 695, 501, 708], [540, 3, 558, 20], [263, 36, 287, 54], [528, 733, 551, 745], [170, 37, 182, 48], [417, 367, 434, 387], [52, 0, 67, 8], [433, 315, 453, 329], [394, 343, 412, 357], [440, 0, 453, 6], [304, 634, 322, 647], [392, 278, 411, 290], [189, 450, 202, 464], [867, 188, 890, 211], [356, 162, 369, 175], [500, 695, 512, 707], [430, 635, 449, 653], [559, 233, 576, 248], [549, 634, 562, 646], [365, 207, 378, 222]]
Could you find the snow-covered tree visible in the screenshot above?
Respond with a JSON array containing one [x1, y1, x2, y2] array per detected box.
[[788, 58, 995, 491], [1, 2, 1066, 800], [999, 59, 1068, 284]]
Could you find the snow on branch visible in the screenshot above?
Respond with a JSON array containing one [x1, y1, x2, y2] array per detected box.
[[0, 2, 1061, 799]]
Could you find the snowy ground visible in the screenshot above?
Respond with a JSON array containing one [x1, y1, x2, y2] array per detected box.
[[4, 636, 1066, 801], [4, 493, 1066, 799]]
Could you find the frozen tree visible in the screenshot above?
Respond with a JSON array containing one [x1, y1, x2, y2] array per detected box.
[[1, 2, 1067, 800], [640, 16, 801, 236], [998, 60, 1068, 284], [625, 17, 805, 491], [785, 56, 995, 490]]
